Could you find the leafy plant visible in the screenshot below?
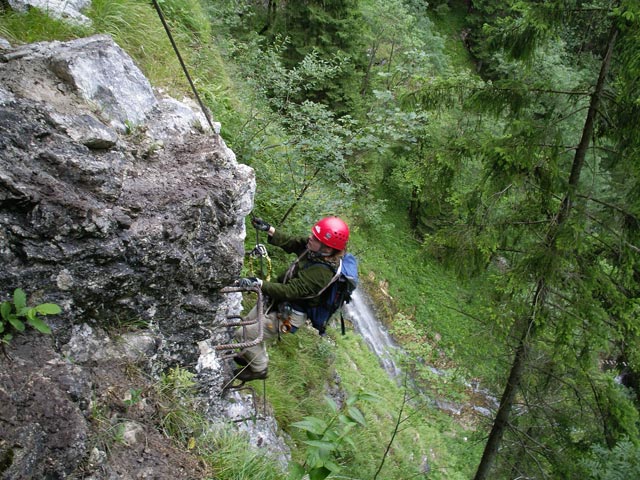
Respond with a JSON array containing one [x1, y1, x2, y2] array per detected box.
[[0, 288, 61, 344], [288, 392, 379, 480], [123, 388, 143, 407]]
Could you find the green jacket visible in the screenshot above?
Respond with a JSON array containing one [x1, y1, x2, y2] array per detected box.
[[261, 230, 340, 308]]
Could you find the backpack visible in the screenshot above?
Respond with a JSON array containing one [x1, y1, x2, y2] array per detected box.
[[304, 253, 359, 335]]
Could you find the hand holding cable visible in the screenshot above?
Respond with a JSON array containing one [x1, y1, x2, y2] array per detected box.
[[251, 217, 271, 232], [235, 277, 263, 289]]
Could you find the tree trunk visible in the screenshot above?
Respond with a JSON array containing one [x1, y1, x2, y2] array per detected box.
[[473, 22, 618, 480], [473, 285, 543, 480], [259, 0, 277, 35]]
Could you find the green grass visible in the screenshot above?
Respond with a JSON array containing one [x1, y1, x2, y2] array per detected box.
[[264, 321, 482, 479], [333, 332, 481, 480], [198, 426, 285, 480], [349, 189, 505, 384], [427, 0, 476, 71], [0, 7, 89, 43]]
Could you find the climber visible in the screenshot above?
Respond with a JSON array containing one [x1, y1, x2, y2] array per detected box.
[[232, 216, 350, 382]]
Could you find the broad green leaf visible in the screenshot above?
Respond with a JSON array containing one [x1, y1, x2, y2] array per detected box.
[[27, 316, 52, 334], [2, 333, 12, 343], [35, 304, 61, 315], [303, 440, 336, 451], [324, 395, 338, 413], [287, 462, 306, 480], [356, 392, 382, 403], [13, 289, 26, 311], [323, 429, 339, 442], [1, 302, 11, 321], [307, 449, 321, 469], [344, 436, 357, 450], [292, 417, 327, 435], [317, 446, 331, 461], [347, 406, 366, 426], [8, 315, 25, 332], [324, 460, 342, 473], [338, 414, 353, 426], [309, 466, 332, 480]]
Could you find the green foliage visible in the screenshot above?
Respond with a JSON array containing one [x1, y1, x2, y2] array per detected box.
[[0, 288, 60, 343], [264, 0, 369, 113], [219, 38, 361, 225], [579, 438, 640, 480], [123, 388, 143, 407], [288, 392, 378, 480], [332, 325, 481, 479], [10, 0, 640, 478]]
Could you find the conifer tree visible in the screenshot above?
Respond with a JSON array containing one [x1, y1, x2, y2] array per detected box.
[[407, 0, 640, 477]]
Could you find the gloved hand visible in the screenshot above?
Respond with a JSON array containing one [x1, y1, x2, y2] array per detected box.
[[236, 277, 263, 288], [251, 217, 271, 232]]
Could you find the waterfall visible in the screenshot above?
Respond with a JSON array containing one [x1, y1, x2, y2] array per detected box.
[[343, 287, 499, 417], [344, 289, 402, 377]]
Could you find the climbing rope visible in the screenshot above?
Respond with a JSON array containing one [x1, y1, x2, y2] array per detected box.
[[151, 0, 216, 132]]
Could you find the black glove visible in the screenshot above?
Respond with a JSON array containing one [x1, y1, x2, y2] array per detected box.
[[251, 217, 271, 232], [236, 277, 263, 288]]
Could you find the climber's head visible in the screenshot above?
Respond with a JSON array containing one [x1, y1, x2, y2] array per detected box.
[[308, 217, 350, 253]]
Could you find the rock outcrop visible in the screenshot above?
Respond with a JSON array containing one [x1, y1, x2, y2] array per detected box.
[[0, 34, 255, 479]]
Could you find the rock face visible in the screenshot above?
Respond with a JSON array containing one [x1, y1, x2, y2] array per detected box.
[[0, 34, 255, 478], [0, 34, 254, 356]]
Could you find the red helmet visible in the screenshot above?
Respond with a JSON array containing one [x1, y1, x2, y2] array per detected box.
[[312, 217, 350, 250]]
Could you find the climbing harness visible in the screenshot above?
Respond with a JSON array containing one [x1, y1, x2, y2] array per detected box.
[[151, 0, 216, 133]]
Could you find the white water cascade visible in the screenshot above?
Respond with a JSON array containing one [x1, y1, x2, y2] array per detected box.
[[343, 288, 402, 377], [343, 287, 499, 417]]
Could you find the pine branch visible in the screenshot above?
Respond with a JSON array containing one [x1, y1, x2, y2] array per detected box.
[[577, 193, 639, 222], [492, 86, 592, 96], [582, 209, 640, 254]]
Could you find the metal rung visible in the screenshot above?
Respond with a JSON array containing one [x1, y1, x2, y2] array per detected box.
[[214, 285, 265, 357]]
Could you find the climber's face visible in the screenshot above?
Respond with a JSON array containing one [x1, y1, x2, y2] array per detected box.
[[307, 234, 323, 252], [307, 235, 333, 255]]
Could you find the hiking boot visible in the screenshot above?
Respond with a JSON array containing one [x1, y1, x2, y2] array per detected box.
[[233, 367, 268, 382], [233, 355, 248, 366]]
